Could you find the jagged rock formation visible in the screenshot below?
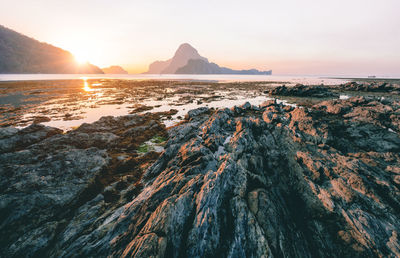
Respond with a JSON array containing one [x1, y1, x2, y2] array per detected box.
[[145, 43, 272, 75], [334, 81, 400, 93], [102, 66, 129, 74], [0, 112, 171, 257], [0, 25, 103, 74], [268, 84, 337, 98], [1, 97, 400, 257]]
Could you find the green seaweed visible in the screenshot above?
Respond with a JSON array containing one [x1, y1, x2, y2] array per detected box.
[[137, 144, 149, 153], [150, 135, 167, 144]]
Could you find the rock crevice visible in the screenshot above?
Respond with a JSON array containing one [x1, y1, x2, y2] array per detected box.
[[1, 97, 400, 257]]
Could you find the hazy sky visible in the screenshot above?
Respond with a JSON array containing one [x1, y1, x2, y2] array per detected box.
[[1, 0, 399, 76]]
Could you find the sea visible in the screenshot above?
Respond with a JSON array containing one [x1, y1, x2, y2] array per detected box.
[[0, 74, 395, 130], [0, 74, 352, 85]]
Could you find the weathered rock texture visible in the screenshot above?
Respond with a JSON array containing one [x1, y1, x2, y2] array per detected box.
[[1, 97, 400, 257], [335, 82, 400, 93], [0, 112, 169, 257], [268, 84, 337, 98]]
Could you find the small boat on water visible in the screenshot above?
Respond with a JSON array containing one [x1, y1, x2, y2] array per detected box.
[[368, 75, 377, 78]]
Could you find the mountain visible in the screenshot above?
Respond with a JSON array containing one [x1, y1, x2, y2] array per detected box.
[[0, 25, 103, 74], [176, 59, 272, 75], [160, 43, 208, 74], [146, 60, 172, 74], [145, 43, 272, 75], [145, 43, 208, 74], [102, 65, 128, 74]]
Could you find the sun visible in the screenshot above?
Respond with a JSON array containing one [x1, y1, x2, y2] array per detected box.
[[73, 51, 90, 64]]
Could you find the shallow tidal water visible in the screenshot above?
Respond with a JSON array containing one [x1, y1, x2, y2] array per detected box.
[[0, 77, 394, 130], [0, 74, 350, 85]]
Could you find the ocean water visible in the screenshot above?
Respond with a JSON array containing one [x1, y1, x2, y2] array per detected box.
[[0, 73, 350, 85], [0, 74, 383, 130], [38, 95, 298, 130]]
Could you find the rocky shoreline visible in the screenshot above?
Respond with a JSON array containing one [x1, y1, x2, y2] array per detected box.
[[335, 81, 400, 93], [268, 84, 337, 98], [267, 82, 400, 98], [1, 94, 400, 257]]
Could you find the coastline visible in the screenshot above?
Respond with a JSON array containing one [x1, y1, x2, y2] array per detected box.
[[1, 93, 399, 256], [1, 79, 400, 256]]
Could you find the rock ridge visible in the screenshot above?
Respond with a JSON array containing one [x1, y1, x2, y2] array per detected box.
[[1, 97, 400, 257]]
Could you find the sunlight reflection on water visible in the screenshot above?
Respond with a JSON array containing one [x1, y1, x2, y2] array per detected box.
[[83, 80, 93, 92], [13, 75, 348, 130], [38, 95, 296, 130]]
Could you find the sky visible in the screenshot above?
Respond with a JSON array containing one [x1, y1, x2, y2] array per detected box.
[[1, 0, 399, 76]]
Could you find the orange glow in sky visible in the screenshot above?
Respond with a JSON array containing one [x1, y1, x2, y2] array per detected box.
[[2, 0, 400, 76], [73, 52, 89, 64]]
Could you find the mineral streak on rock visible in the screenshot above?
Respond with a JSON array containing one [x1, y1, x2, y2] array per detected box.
[[1, 97, 400, 257]]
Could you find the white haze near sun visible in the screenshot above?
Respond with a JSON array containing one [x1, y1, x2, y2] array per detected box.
[[1, 0, 400, 76]]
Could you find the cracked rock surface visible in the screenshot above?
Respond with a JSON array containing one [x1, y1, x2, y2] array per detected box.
[[1, 97, 400, 257], [332, 81, 400, 93], [267, 84, 338, 98]]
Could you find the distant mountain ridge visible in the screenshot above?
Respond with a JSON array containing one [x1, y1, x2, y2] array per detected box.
[[145, 43, 271, 75], [176, 59, 272, 75], [0, 25, 103, 74], [102, 65, 128, 74]]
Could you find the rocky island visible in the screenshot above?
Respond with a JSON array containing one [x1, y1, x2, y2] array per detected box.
[[102, 66, 129, 74], [1, 79, 400, 257], [145, 43, 272, 75]]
